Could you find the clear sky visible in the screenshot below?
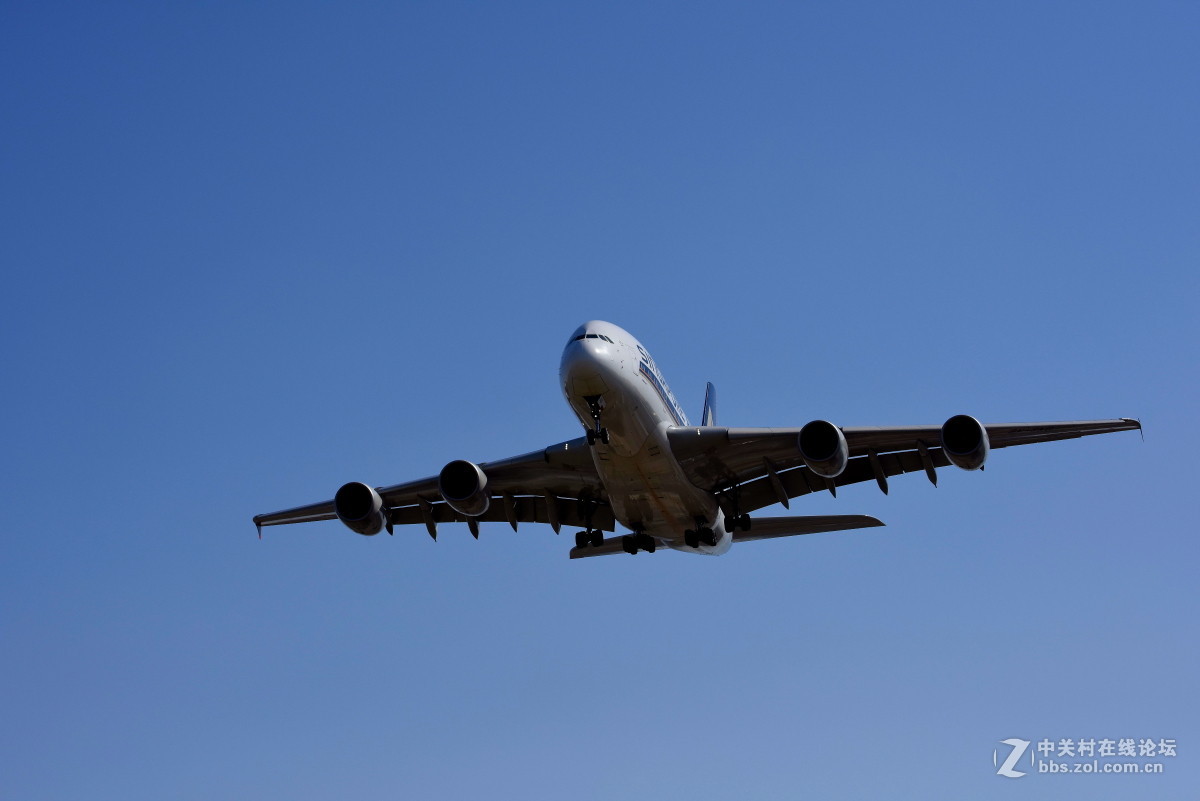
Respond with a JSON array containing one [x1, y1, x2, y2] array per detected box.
[[2, 2, 1196, 798]]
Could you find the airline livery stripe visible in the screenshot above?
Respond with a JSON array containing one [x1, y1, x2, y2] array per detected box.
[[638, 361, 687, 426]]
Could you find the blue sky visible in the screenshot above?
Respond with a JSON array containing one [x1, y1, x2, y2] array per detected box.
[[2, 2, 1197, 798]]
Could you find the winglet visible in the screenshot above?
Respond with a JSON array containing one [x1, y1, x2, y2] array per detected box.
[[255, 521, 262, 540]]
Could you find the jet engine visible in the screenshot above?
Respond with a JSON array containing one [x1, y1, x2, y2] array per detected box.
[[333, 481, 388, 536], [438, 460, 491, 517], [798, 420, 849, 478], [941, 414, 990, 470]]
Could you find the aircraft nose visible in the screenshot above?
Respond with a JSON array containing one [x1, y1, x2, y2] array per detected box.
[[560, 337, 616, 396], [578, 336, 610, 359]]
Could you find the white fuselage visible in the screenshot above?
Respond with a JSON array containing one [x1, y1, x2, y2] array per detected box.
[[559, 321, 731, 554]]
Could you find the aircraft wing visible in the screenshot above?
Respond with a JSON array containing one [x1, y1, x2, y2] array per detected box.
[[253, 436, 613, 537], [666, 418, 1141, 515]]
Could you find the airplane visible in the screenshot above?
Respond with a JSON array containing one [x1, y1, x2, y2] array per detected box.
[[253, 320, 1141, 558]]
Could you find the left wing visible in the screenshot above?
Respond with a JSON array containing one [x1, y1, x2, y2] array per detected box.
[[253, 436, 613, 537], [667, 418, 1141, 515]]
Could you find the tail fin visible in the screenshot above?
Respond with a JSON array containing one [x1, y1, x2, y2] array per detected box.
[[700, 382, 716, 427]]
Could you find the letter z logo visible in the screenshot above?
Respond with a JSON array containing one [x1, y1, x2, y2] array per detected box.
[[994, 738, 1031, 778]]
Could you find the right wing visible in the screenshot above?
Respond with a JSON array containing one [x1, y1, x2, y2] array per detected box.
[[253, 436, 613, 537], [667, 418, 1141, 515]]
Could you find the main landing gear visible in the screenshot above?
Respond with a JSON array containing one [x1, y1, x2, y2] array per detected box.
[[682, 506, 752, 549], [583, 395, 610, 446], [683, 526, 718, 549], [729, 514, 751, 532], [723, 486, 752, 533], [621, 533, 656, 554], [574, 529, 604, 549]]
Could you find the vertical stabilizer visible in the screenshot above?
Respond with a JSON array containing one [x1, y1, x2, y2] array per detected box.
[[701, 382, 717, 427]]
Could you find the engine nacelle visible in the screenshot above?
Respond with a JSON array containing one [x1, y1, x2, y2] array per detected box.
[[941, 414, 990, 470], [797, 420, 849, 478], [438, 460, 490, 517], [333, 481, 387, 536]]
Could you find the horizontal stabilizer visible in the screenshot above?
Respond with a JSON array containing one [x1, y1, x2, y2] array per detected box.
[[732, 514, 884, 543], [568, 515, 884, 558]]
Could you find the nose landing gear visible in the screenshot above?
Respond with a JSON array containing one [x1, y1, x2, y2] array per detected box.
[[583, 395, 610, 445]]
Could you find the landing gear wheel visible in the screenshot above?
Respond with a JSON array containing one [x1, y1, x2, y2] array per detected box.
[[636, 533, 655, 553], [584, 395, 608, 447], [621, 534, 638, 555], [698, 527, 718, 547], [576, 529, 604, 548], [724, 486, 750, 532], [684, 529, 699, 549]]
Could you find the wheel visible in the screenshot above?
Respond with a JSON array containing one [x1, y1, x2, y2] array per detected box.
[[622, 534, 638, 554], [575, 531, 589, 549], [590, 530, 604, 547], [586, 429, 596, 445], [740, 515, 751, 531], [637, 533, 655, 553], [684, 530, 699, 548], [600, 428, 610, 444], [699, 527, 717, 546]]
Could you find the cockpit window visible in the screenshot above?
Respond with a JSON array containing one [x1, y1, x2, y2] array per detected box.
[[570, 332, 615, 344]]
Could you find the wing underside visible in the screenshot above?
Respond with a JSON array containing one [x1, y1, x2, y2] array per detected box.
[[667, 418, 1141, 516], [253, 436, 613, 537]]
